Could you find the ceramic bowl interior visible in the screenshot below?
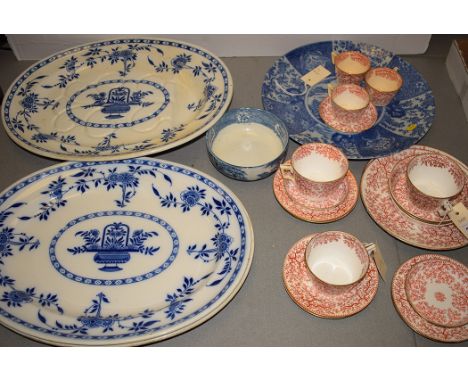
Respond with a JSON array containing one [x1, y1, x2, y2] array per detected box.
[[292, 143, 348, 183], [335, 51, 371, 75], [206, 108, 288, 180], [331, 84, 369, 111], [365, 67, 403, 93], [305, 231, 369, 286], [407, 153, 465, 199]]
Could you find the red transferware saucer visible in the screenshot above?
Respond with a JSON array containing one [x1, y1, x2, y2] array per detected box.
[[361, 145, 468, 250], [319, 96, 377, 134], [283, 234, 379, 319], [392, 254, 468, 342], [273, 162, 358, 223], [405, 258, 468, 328], [389, 155, 468, 225], [284, 172, 348, 210]]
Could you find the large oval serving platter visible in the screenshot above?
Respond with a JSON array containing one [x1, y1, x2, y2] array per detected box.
[[0, 158, 253, 346], [262, 40, 435, 159], [1, 38, 233, 161]]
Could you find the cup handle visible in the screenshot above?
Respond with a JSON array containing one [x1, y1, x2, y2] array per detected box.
[[280, 163, 294, 182]]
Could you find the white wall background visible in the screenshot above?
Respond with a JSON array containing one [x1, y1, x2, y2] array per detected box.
[[7, 34, 432, 60]]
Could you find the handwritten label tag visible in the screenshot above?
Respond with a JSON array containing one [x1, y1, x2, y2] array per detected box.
[[301, 65, 331, 87], [406, 124, 417, 131], [448, 202, 468, 239], [365, 243, 387, 282]]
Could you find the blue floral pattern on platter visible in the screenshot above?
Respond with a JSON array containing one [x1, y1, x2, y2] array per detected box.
[[261, 40, 435, 159], [1, 39, 233, 161], [0, 158, 253, 345]]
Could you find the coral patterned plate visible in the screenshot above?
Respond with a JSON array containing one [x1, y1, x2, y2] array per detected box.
[[392, 255, 468, 342], [283, 234, 379, 318], [1, 38, 233, 161], [389, 156, 467, 225], [0, 158, 253, 346], [273, 161, 358, 223], [262, 40, 435, 159], [361, 145, 468, 250], [405, 258, 468, 328], [284, 172, 348, 210], [319, 96, 378, 134]]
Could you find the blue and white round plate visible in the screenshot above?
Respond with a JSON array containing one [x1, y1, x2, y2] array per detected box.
[[262, 40, 435, 159], [1, 38, 233, 161], [0, 158, 253, 346]]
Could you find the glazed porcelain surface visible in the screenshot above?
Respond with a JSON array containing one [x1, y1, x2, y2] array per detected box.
[[361, 145, 468, 250], [206, 108, 288, 181], [389, 156, 468, 225], [405, 258, 468, 328], [262, 40, 435, 159], [273, 162, 358, 223], [392, 254, 468, 342], [0, 158, 253, 346], [283, 234, 378, 318], [1, 39, 233, 161], [305, 231, 369, 286]]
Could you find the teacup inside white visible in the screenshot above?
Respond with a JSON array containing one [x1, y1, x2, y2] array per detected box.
[[408, 154, 465, 199], [332, 89, 368, 111], [294, 152, 345, 182], [337, 56, 368, 75], [306, 232, 368, 286], [366, 71, 400, 92]]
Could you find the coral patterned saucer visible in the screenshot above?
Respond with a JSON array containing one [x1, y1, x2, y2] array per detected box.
[[319, 96, 378, 134], [273, 163, 358, 223], [392, 254, 468, 342], [389, 156, 468, 225], [405, 258, 468, 328], [284, 172, 348, 210], [361, 145, 468, 250], [283, 234, 379, 318]]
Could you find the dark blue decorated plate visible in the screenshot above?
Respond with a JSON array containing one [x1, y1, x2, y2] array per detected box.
[[262, 40, 435, 159], [0, 158, 253, 345]]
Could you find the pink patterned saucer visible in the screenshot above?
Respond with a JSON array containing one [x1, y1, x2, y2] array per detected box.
[[273, 164, 358, 223], [392, 254, 468, 342], [283, 234, 379, 319], [389, 156, 468, 225], [361, 145, 468, 250], [405, 258, 468, 328], [284, 166, 348, 210], [319, 96, 378, 134]]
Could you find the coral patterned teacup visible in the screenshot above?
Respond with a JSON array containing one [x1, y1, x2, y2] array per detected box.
[[334, 51, 371, 85], [365, 67, 403, 106], [280, 143, 348, 201], [305, 231, 369, 286], [407, 153, 465, 209], [330, 84, 370, 124]]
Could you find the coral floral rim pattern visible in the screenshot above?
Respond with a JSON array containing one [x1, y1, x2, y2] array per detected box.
[[361, 145, 468, 250], [319, 96, 377, 134], [392, 254, 468, 343], [262, 40, 435, 159], [273, 162, 358, 223], [283, 234, 379, 319], [1, 38, 233, 161], [0, 158, 253, 346], [405, 259, 468, 328]]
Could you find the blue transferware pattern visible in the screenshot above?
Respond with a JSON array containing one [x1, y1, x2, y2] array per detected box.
[[0, 158, 253, 345], [206, 108, 289, 181], [1, 39, 233, 161], [262, 40, 435, 159]]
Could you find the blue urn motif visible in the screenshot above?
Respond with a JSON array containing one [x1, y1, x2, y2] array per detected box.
[[83, 87, 154, 120], [68, 222, 159, 272]]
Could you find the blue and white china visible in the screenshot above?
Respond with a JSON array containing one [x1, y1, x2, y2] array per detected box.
[[0, 158, 253, 345], [206, 108, 289, 181], [262, 40, 435, 159], [1, 39, 233, 161]]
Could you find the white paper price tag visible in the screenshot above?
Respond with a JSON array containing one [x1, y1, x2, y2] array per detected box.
[[301, 65, 331, 87], [448, 202, 468, 239], [365, 242, 387, 282]]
